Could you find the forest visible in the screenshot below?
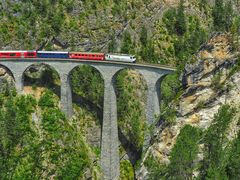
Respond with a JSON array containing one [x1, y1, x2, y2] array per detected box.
[[0, 0, 240, 179]]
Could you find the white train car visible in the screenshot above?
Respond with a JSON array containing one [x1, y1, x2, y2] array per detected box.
[[105, 54, 136, 63]]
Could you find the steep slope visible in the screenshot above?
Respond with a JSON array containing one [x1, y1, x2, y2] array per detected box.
[[137, 32, 240, 179], [2, 0, 237, 64]]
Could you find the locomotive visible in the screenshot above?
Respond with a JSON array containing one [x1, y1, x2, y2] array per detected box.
[[0, 50, 136, 63]]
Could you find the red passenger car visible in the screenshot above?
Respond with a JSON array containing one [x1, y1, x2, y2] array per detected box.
[[0, 51, 36, 58], [0, 51, 22, 58], [69, 52, 105, 61], [23, 51, 37, 58]]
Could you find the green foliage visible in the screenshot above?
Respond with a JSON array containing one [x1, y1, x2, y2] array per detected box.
[[212, 0, 234, 31], [144, 155, 167, 179], [153, 4, 207, 69], [160, 104, 177, 125], [120, 31, 135, 54], [0, 94, 37, 179], [175, 0, 186, 36], [200, 104, 236, 179], [116, 69, 146, 151], [196, 100, 206, 110], [212, 0, 225, 31], [70, 65, 104, 108], [108, 36, 117, 53], [160, 73, 182, 125], [146, 125, 201, 179], [167, 125, 201, 179], [231, 15, 240, 51], [120, 160, 135, 180], [162, 8, 177, 35], [140, 39, 159, 63], [161, 73, 182, 104], [0, 91, 96, 179], [140, 26, 148, 47], [211, 72, 224, 91], [58, 149, 90, 179], [38, 90, 58, 108], [226, 131, 240, 178]]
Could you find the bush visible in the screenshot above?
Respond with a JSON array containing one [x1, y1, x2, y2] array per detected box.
[[38, 90, 58, 108], [120, 160, 134, 180]]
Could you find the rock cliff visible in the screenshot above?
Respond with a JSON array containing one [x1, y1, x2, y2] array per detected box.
[[137, 32, 240, 179]]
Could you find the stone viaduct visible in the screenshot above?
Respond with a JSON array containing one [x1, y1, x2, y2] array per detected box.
[[0, 59, 175, 180]]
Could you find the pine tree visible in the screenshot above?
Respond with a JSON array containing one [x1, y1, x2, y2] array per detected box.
[[175, 0, 186, 36], [140, 26, 148, 47], [200, 105, 235, 179], [120, 31, 133, 54], [108, 37, 117, 53], [167, 125, 201, 179], [224, 0, 234, 31], [212, 0, 225, 31]]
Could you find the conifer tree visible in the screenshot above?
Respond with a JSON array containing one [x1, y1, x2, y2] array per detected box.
[[140, 26, 148, 47], [175, 0, 186, 36], [167, 125, 201, 179], [224, 0, 234, 31], [121, 31, 133, 54], [212, 0, 225, 30]]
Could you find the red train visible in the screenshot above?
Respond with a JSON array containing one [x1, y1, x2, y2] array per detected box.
[[0, 51, 36, 58], [0, 50, 136, 63]]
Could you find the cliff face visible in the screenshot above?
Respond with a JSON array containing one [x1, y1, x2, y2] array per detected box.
[[137, 32, 240, 179]]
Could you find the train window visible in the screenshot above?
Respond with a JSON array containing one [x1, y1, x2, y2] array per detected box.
[[28, 53, 34, 56], [10, 53, 15, 56]]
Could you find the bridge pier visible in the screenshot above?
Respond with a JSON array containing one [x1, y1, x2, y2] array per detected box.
[[138, 71, 165, 150], [143, 81, 161, 148], [100, 75, 120, 180], [14, 72, 24, 94], [60, 73, 72, 119]]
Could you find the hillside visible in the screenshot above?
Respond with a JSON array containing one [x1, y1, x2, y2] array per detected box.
[[0, 0, 240, 179], [1, 0, 239, 65]]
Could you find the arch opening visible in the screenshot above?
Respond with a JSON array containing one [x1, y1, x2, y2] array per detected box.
[[113, 67, 147, 178], [69, 64, 104, 149], [0, 64, 15, 94], [22, 63, 61, 99]]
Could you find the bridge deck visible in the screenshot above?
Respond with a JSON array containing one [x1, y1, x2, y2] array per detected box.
[[0, 58, 176, 71]]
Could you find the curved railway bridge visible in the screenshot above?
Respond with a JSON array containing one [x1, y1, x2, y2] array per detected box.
[[0, 58, 175, 180]]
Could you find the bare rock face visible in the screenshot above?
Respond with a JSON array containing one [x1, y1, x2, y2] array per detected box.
[[0, 66, 15, 93], [180, 33, 236, 116], [136, 33, 240, 179]]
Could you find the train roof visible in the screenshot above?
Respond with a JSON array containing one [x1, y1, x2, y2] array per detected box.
[[0, 50, 36, 52], [70, 52, 104, 55], [106, 53, 135, 57], [37, 51, 68, 54]]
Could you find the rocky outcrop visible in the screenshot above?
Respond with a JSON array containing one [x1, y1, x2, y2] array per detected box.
[[137, 33, 240, 179]]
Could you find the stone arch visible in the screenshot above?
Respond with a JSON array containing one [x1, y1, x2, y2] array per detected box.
[[22, 63, 61, 97], [0, 64, 15, 80], [112, 67, 148, 167], [0, 64, 15, 92], [68, 64, 105, 148]]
